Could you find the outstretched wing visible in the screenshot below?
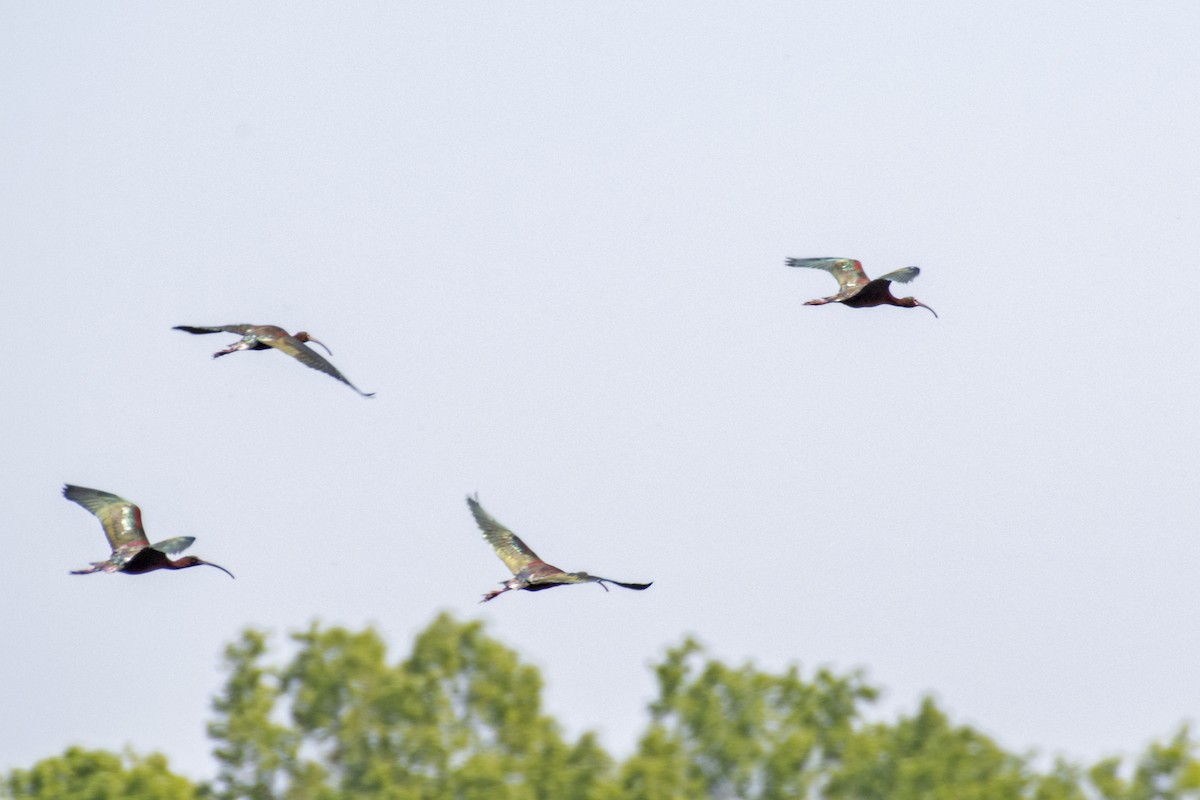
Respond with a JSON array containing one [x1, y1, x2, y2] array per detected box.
[[466, 495, 541, 575], [173, 325, 254, 335], [603, 578, 653, 590], [876, 266, 920, 284], [552, 572, 652, 589], [63, 485, 150, 551], [264, 334, 374, 397], [785, 258, 869, 296], [148, 536, 195, 555]]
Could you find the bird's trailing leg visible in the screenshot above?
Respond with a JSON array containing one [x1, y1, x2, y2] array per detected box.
[[212, 338, 255, 359], [481, 576, 525, 602], [481, 586, 511, 602], [69, 561, 113, 575]]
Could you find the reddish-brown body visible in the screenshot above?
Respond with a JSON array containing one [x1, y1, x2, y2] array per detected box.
[[63, 485, 234, 578], [838, 280, 922, 310], [174, 323, 375, 397], [118, 548, 221, 575], [467, 495, 652, 602], [786, 257, 937, 317]]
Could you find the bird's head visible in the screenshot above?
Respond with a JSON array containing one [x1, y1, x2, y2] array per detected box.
[[184, 557, 235, 579], [294, 332, 333, 356], [900, 297, 938, 318]]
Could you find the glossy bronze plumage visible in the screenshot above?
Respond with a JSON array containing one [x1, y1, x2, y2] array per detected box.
[[63, 485, 234, 578], [467, 495, 652, 602], [786, 257, 937, 317], [174, 324, 375, 397]]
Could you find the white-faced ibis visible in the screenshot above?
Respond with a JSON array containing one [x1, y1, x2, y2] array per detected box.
[[786, 257, 937, 317], [467, 495, 652, 602], [174, 324, 375, 397], [63, 485, 234, 578]]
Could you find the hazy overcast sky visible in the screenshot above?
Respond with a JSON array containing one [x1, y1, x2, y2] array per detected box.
[[3, 0, 1199, 779]]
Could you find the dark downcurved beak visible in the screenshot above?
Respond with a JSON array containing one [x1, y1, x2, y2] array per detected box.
[[306, 337, 333, 357], [917, 301, 938, 318], [201, 560, 235, 579]]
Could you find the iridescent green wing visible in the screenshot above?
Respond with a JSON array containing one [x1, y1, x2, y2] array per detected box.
[[571, 572, 653, 589], [148, 536, 195, 555], [272, 335, 347, 380], [264, 333, 374, 397], [63, 485, 150, 551], [173, 324, 254, 335], [466, 495, 540, 575], [605, 578, 653, 590], [785, 257, 870, 297], [876, 266, 920, 284]]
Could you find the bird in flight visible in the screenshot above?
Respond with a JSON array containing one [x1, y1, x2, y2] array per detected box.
[[63, 485, 234, 578], [786, 257, 937, 317], [174, 324, 375, 397], [467, 495, 652, 602]]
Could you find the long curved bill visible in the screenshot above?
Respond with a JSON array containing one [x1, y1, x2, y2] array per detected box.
[[917, 301, 938, 318], [201, 560, 236, 579], [306, 337, 333, 356]]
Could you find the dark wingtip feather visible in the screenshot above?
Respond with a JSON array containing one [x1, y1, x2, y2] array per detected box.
[[618, 580, 653, 590], [62, 484, 101, 503]]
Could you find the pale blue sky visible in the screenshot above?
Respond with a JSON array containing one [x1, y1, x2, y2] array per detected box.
[[3, 0, 1199, 779]]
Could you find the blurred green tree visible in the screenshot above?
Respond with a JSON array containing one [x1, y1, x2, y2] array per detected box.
[[619, 637, 877, 800], [1088, 726, 1200, 800], [2, 746, 199, 800], [206, 628, 303, 800], [824, 696, 1034, 799], [206, 612, 617, 800], [12, 618, 1200, 800]]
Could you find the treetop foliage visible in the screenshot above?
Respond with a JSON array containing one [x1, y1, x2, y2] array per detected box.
[[6, 614, 1200, 800]]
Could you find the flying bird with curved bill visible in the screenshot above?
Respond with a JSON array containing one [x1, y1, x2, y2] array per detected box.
[[785, 257, 937, 317], [467, 495, 652, 602], [63, 485, 234, 578], [174, 324, 375, 397]]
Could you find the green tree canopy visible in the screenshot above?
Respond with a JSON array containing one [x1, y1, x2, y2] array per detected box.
[[620, 637, 877, 800], [11, 616, 1200, 800], [825, 696, 1034, 800], [2, 746, 199, 800], [1089, 726, 1200, 800], [207, 612, 615, 800]]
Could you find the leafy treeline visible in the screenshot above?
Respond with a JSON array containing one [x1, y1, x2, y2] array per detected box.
[[6, 613, 1200, 799]]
